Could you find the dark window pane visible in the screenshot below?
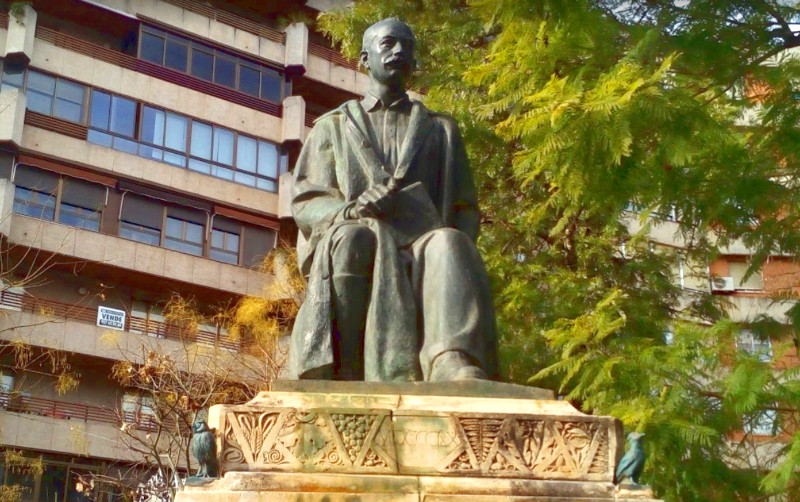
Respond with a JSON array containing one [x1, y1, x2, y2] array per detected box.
[[190, 122, 212, 159], [90, 90, 111, 129], [242, 226, 275, 268], [191, 49, 213, 80], [214, 55, 236, 88], [54, 80, 85, 122], [239, 66, 259, 96], [1, 62, 24, 89], [165, 39, 188, 72], [260, 70, 282, 102], [236, 136, 257, 172], [140, 31, 165, 64], [67, 469, 94, 502], [140, 106, 165, 146], [39, 464, 67, 502], [110, 96, 137, 137], [212, 128, 234, 165]]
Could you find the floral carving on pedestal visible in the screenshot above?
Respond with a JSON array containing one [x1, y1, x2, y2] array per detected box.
[[218, 408, 395, 473], [439, 416, 611, 480]]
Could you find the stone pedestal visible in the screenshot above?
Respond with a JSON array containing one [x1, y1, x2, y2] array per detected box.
[[176, 381, 662, 501]]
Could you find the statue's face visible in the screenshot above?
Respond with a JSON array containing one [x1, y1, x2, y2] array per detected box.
[[361, 21, 415, 87]]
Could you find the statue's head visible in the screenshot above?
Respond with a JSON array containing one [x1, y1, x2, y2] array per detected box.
[[360, 18, 415, 88]]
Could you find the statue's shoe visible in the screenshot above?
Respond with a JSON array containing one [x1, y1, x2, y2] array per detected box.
[[429, 351, 488, 381]]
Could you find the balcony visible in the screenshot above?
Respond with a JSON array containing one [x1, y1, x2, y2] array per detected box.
[[0, 394, 143, 461], [0, 289, 243, 351], [5, 213, 268, 296]]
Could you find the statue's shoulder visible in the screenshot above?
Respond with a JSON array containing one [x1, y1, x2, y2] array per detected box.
[[417, 101, 458, 127]]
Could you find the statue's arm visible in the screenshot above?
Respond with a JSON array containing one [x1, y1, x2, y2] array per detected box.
[[446, 119, 480, 241], [291, 121, 350, 239]]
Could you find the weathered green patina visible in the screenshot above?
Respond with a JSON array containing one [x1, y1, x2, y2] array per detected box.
[[290, 18, 497, 382]]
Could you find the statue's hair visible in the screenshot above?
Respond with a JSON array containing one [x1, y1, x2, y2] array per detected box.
[[361, 17, 415, 52]]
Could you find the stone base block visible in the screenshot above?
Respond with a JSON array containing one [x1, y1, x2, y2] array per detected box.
[[178, 472, 661, 501], [179, 381, 662, 502]]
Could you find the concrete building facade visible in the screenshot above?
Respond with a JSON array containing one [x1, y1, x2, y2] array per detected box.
[[0, 0, 360, 499]]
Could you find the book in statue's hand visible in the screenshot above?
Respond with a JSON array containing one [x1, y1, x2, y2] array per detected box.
[[381, 181, 443, 247]]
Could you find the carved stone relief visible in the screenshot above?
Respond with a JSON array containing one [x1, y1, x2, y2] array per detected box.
[[216, 406, 614, 482]]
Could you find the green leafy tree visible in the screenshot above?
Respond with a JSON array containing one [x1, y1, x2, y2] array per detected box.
[[319, 1, 800, 500]]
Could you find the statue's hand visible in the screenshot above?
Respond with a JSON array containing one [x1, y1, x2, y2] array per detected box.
[[355, 184, 394, 217]]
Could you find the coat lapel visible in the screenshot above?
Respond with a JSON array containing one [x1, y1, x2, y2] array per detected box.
[[342, 101, 390, 186], [394, 101, 432, 181]]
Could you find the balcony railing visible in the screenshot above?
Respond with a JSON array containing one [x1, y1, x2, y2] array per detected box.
[[0, 392, 165, 431], [0, 289, 242, 350]]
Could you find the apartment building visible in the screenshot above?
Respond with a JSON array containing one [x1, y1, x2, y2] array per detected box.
[[0, 0, 364, 499]]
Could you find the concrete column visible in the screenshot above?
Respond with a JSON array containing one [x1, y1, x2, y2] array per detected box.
[[277, 172, 293, 219], [284, 22, 308, 76], [281, 95, 306, 144], [4, 2, 37, 64], [0, 87, 26, 147], [0, 177, 16, 237]]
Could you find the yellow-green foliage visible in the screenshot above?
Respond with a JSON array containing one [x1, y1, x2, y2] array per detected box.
[[321, 1, 800, 500]]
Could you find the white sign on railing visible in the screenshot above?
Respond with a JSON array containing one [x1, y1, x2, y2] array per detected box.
[[97, 306, 126, 331]]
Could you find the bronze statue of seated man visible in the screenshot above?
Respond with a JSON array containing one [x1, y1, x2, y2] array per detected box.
[[289, 18, 497, 382]]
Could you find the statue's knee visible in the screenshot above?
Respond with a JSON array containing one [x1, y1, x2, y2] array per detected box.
[[331, 225, 377, 275], [425, 228, 471, 255]]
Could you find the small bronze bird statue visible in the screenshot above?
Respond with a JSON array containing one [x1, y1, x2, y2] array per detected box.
[[191, 420, 219, 478], [615, 432, 646, 486]]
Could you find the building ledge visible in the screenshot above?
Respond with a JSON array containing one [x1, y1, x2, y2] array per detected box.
[[6, 214, 269, 296]]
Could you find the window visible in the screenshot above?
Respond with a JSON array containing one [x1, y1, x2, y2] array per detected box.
[[744, 409, 778, 436], [12, 167, 58, 221], [87, 90, 138, 153], [13, 166, 106, 230], [210, 217, 241, 264], [737, 329, 772, 363], [119, 194, 162, 246], [242, 225, 276, 268], [121, 392, 156, 428], [164, 208, 205, 256], [139, 106, 188, 167], [87, 90, 282, 192], [13, 186, 56, 220], [0, 61, 24, 92], [138, 25, 288, 103], [58, 179, 105, 231], [2, 68, 87, 123], [729, 261, 763, 290]]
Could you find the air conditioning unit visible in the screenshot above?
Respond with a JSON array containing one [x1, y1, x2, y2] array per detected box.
[[710, 276, 735, 293]]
